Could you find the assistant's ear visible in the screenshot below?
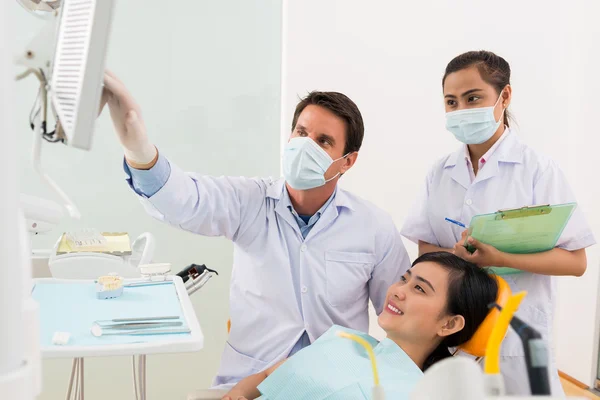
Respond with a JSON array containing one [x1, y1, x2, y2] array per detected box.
[[501, 85, 512, 108]]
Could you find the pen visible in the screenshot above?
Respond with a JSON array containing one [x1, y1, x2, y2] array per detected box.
[[445, 218, 467, 229]]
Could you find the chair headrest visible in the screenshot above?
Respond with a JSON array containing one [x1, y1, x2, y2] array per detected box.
[[457, 275, 512, 358]]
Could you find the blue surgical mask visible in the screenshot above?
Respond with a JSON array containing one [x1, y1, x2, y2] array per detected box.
[[282, 137, 348, 190], [445, 92, 505, 144]]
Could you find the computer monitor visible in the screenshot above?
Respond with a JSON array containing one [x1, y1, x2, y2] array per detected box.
[[50, 0, 115, 150]]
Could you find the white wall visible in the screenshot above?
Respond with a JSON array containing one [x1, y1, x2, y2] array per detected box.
[[281, 0, 600, 386], [14, 1, 281, 399]]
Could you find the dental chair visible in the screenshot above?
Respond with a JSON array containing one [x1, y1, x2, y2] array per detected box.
[[455, 274, 511, 360], [187, 276, 512, 400]]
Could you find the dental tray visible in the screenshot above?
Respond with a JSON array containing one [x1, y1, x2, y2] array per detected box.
[[32, 276, 203, 358]]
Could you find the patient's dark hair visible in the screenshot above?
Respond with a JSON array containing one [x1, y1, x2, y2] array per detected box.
[[416, 252, 498, 371]]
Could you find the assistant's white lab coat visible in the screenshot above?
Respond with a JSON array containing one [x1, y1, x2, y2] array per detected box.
[[402, 129, 595, 396], [132, 161, 411, 388]]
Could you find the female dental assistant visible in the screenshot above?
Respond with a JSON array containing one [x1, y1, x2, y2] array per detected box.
[[401, 50, 596, 396]]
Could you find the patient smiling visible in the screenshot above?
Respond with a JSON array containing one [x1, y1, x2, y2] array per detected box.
[[222, 252, 498, 400]]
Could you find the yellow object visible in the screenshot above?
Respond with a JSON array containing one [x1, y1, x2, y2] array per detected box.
[[459, 275, 512, 357], [336, 331, 380, 386], [97, 275, 124, 291], [484, 291, 527, 374], [57, 232, 132, 255]]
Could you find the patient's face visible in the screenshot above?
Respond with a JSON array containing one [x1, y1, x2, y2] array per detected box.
[[378, 262, 451, 343]]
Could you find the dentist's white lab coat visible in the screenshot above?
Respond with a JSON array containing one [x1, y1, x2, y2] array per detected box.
[[132, 161, 410, 388], [401, 129, 595, 396]]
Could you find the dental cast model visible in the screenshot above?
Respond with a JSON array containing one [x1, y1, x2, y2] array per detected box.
[[96, 274, 124, 299]]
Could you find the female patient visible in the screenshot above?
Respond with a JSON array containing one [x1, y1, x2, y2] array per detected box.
[[222, 252, 498, 400]]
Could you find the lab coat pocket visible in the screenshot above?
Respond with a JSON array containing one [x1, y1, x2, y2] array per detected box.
[[325, 251, 374, 307], [503, 275, 549, 327], [218, 341, 269, 381]]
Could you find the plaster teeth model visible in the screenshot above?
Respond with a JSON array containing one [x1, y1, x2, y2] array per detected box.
[[96, 275, 124, 299]]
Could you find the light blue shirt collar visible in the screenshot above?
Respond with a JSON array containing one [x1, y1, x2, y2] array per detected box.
[[266, 179, 355, 211], [282, 186, 337, 238]]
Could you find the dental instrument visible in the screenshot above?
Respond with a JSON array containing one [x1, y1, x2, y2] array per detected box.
[[91, 316, 185, 336], [91, 326, 190, 337]]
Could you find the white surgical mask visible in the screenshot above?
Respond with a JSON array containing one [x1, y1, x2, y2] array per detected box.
[[445, 92, 505, 144], [282, 137, 348, 190]]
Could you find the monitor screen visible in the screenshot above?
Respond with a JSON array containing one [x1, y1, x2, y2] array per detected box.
[[51, 0, 115, 150]]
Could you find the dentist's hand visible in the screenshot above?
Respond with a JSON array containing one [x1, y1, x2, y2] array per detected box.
[[99, 70, 158, 168]]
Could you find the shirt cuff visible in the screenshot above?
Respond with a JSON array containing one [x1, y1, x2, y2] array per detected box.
[[123, 153, 171, 198]]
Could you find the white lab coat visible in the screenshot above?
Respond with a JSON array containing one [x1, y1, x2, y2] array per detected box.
[[132, 161, 411, 387], [401, 129, 595, 396]]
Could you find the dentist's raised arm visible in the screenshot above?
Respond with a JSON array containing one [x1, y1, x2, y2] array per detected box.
[[100, 71, 158, 169], [99, 71, 267, 241]]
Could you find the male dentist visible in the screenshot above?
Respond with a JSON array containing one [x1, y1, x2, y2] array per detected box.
[[101, 71, 410, 388]]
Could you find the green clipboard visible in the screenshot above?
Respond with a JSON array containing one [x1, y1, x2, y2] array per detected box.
[[464, 203, 577, 275]]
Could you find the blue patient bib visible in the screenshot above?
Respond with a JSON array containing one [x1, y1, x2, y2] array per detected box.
[[257, 325, 423, 400]]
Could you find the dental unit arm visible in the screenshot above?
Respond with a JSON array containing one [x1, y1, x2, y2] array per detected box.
[[483, 291, 528, 396], [489, 303, 551, 396]]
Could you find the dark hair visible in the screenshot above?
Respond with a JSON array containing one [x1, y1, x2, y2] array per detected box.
[[291, 91, 364, 155], [442, 50, 512, 127], [414, 252, 498, 371]]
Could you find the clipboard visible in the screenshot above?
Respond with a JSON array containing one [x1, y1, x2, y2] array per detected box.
[[464, 203, 577, 275]]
